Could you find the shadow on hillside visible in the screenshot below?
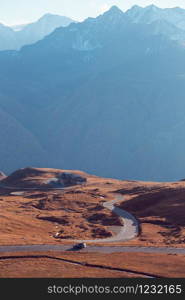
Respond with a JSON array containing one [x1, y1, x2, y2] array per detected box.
[[117, 187, 185, 226]]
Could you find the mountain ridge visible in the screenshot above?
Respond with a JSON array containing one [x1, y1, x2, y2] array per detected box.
[[1, 5, 185, 51], [0, 13, 74, 50], [126, 4, 185, 31], [0, 7, 185, 180]]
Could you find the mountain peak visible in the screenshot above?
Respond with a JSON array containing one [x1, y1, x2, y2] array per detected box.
[[145, 4, 160, 11], [130, 5, 142, 10], [39, 13, 63, 21], [41, 13, 63, 18], [94, 5, 126, 25], [37, 13, 74, 23], [127, 4, 159, 14], [42, 13, 53, 17], [105, 5, 124, 15], [100, 5, 126, 23]]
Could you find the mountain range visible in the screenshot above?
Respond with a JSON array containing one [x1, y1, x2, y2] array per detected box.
[[126, 5, 185, 42], [0, 13, 74, 50], [1, 5, 185, 181], [1, 5, 185, 51], [126, 5, 185, 30]]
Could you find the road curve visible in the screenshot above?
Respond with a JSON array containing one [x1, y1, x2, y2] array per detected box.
[[0, 187, 139, 243], [72, 194, 139, 243], [0, 188, 185, 254]]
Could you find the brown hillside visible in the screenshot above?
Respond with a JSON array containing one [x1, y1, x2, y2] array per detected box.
[[1, 167, 87, 188], [0, 167, 185, 247], [116, 181, 185, 246]]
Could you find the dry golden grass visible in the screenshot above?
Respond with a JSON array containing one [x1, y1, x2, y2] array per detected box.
[[1, 168, 185, 278], [0, 251, 184, 278], [0, 177, 121, 244], [116, 181, 185, 247], [0, 252, 144, 278], [1, 167, 185, 248]]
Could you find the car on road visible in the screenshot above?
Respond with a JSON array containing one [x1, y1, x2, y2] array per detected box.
[[72, 243, 87, 250]]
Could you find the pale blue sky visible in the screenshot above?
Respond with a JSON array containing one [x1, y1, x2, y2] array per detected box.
[[0, 0, 185, 25]]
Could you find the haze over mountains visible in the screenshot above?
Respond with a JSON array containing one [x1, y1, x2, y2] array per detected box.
[[1, 5, 185, 181], [126, 5, 185, 42], [126, 5, 185, 30], [0, 13, 74, 50], [1, 5, 185, 51]]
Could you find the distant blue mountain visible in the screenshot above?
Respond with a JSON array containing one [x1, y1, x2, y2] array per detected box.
[[0, 6, 185, 181], [0, 23, 18, 50], [15, 13, 75, 48], [126, 5, 185, 42], [1, 5, 185, 50], [0, 13, 74, 50], [126, 4, 185, 30]]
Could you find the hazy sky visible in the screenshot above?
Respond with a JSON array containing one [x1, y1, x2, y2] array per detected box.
[[1, 0, 185, 26]]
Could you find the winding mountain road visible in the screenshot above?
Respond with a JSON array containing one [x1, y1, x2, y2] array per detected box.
[[0, 190, 185, 254], [72, 194, 139, 243], [0, 188, 184, 280], [0, 188, 139, 243]]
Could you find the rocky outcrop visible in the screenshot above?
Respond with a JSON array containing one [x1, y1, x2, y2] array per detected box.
[[37, 215, 69, 225], [1, 167, 87, 188], [88, 213, 123, 226], [56, 172, 87, 187], [92, 228, 112, 238]]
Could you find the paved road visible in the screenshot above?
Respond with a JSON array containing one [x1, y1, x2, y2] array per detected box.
[[0, 187, 185, 254], [0, 244, 185, 254], [1, 188, 139, 243], [72, 194, 139, 243]]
